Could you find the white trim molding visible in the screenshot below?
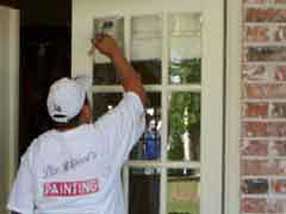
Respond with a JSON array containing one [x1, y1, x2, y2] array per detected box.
[[7, 6, 19, 191], [225, 0, 242, 213], [0, 6, 19, 214]]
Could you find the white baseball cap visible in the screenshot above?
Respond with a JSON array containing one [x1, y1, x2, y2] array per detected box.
[[47, 76, 91, 123]]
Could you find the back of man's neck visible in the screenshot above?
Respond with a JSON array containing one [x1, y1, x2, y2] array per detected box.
[[55, 124, 79, 132]]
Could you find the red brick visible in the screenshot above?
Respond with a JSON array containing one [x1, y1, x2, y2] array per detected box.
[[241, 198, 267, 212], [242, 64, 268, 81], [241, 160, 279, 175], [242, 160, 286, 176], [244, 84, 286, 99], [268, 122, 286, 137], [274, 66, 286, 81], [243, 122, 269, 137], [272, 179, 286, 193], [267, 199, 286, 213], [242, 0, 286, 212], [244, 0, 268, 3], [247, 47, 286, 61], [244, 84, 269, 99], [270, 141, 286, 156], [241, 140, 269, 156], [246, 9, 286, 23], [275, 0, 286, 3], [269, 84, 286, 98], [271, 103, 286, 118], [245, 26, 270, 42], [242, 199, 286, 213], [242, 179, 269, 194], [245, 25, 286, 43], [244, 103, 269, 118]]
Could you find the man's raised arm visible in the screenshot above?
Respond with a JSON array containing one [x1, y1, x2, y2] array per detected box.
[[92, 35, 147, 105]]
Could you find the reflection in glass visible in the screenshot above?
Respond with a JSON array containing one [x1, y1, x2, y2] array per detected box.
[[132, 60, 161, 84], [168, 169, 200, 214], [130, 93, 161, 160], [168, 92, 201, 161], [131, 15, 162, 84], [92, 93, 122, 120], [169, 13, 202, 84], [170, 59, 201, 84], [93, 63, 120, 85], [129, 168, 160, 214], [93, 17, 124, 85]]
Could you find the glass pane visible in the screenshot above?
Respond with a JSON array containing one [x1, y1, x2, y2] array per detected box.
[[131, 15, 162, 84], [93, 63, 121, 85], [129, 168, 160, 214], [130, 93, 161, 160], [168, 169, 200, 214], [93, 17, 124, 85], [169, 13, 202, 84], [92, 93, 122, 120], [168, 92, 201, 161]]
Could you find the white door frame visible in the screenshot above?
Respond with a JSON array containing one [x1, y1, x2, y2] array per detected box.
[[2, 0, 245, 213], [0, 6, 19, 214], [225, 0, 242, 213], [72, 0, 224, 213]]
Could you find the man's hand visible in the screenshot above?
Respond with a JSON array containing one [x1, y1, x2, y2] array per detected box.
[[91, 34, 121, 58], [91, 34, 147, 105]]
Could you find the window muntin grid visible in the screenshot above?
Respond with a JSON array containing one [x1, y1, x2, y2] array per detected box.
[[92, 12, 203, 214]]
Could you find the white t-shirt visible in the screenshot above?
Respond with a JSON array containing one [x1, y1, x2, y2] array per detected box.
[[7, 92, 145, 214]]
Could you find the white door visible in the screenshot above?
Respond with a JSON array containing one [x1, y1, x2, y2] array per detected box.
[[72, 0, 224, 213], [0, 6, 19, 214]]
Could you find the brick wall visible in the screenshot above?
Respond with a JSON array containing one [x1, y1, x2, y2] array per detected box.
[[241, 0, 286, 213]]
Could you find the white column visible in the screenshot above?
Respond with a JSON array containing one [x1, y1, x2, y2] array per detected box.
[[0, 6, 19, 214]]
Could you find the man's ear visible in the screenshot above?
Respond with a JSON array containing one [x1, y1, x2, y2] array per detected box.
[[80, 103, 92, 123]]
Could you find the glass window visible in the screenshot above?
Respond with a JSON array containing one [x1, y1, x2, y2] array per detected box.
[[131, 15, 162, 84], [169, 13, 202, 84], [168, 169, 200, 214], [168, 92, 201, 161], [129, 168, 160, 214], [130, 93, 161, 160]]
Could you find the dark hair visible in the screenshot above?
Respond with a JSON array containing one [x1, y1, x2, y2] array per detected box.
[[53, 95, 90, 129]]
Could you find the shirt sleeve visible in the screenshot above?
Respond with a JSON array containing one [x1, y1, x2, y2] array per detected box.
[[95, 92, 145, 164], [7, 151, 35, 214]]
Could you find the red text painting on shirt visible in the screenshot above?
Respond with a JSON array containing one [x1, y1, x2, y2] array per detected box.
[[43, 178, 99, 197]]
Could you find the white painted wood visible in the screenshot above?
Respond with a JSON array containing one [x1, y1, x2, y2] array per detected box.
[[92, 84, 202, 93], [122, 166, 129, 214], [7, 6, 19, 199], [225, 0, 242, 213], [200, 0, 224, 213], [0, 7, 8, 213], [0, 6, 19, 214], [160, 13, 168, 214], [126, 160, 200, 168]]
